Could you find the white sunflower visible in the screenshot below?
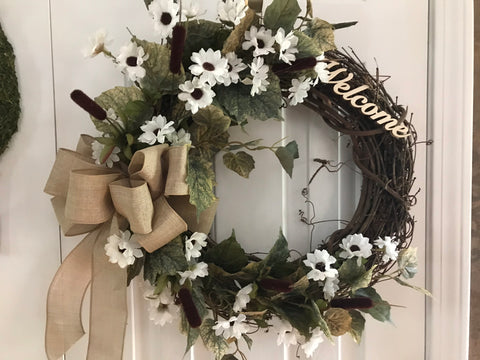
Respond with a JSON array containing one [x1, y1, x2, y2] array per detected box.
[[178, 78, 215, 114], [189, 48, 229, 86], [148, 0, 179, 41], [242, 26, 276, 57]]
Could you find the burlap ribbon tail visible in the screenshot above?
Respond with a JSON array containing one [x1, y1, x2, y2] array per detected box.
[[44, 135, 217, 359]]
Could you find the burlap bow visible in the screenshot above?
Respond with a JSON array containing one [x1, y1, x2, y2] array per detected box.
[[44, 135, 217, 359]]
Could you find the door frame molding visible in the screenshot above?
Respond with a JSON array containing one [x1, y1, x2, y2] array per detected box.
[[426, 0, 473, 359]]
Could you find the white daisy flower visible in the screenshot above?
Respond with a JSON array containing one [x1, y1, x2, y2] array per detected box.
[[312, 53, 330, 86], [374, 236, 399, 262], [243, 57, 270, 96], [275, 28, 298, 64], [178, 78, 215, 114], [83, 28, 112, 58], [189, 48, 229, 86], [91, 141, 121, 168], [105, 230, 143, 268], [223, 52, 247, 86], [242, 26, 276, 57], [233, 283, 253, 312], [138, 115, 175, 145], [276, 320, 300, 347], [116, 42, 149, 82], [322, 276, 339, 301], [339, 233, 373, 266], [181, 0, 205, 19], [144, 283, 180, 326], [184, 232, 208, 261], [213, 314, 249, 339], [397, 247, 418, 279], [178, 261, 209, 285], [301, 327, 324, 358], [288, 76, 313, 106], [217, 0, 247, 26], [303, 249, 338, 281], [148, 0, 179, 41], [166, 128, 192, 146]]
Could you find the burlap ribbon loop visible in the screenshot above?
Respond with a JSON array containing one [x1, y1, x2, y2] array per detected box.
[[44, 137, 199, 252], [44, 136, 217, 360]]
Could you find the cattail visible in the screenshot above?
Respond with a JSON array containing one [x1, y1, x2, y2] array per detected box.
[[272, 57, 317, 75], [70, 89, 107, 120], [178, 288, 202, 328], [330, 297, 373, 310], [259, 278, 292, 293], [170, 25, 186, 74]]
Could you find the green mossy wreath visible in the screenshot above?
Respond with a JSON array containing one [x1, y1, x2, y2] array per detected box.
[[0, 22, 20, 156]]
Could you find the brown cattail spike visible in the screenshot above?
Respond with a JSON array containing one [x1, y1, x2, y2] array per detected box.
[[271, 57, 318, 75], [259, 278, 292, 293], [170, 25, 186, 74], [330, 297, 374, 310], [70, 89, 107, 120], [178, 288, 202, 328]]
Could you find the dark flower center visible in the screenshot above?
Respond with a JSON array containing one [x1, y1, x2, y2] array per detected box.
[[315, 262, 326, 272], [126, 56, 138, 67], [230, 321, 235, 327], [202, 62, 215, 71], [350, 245, 361, 252], [161, 12, 173, 25], [257, 39, 265, 48], [191, 88, 203, 100], [227, 63, 233, 72]]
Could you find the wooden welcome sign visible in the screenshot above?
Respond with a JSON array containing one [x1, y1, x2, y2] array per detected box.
[[325, 60, 411, 139]]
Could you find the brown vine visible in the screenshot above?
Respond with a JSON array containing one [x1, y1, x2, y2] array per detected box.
[[303, 49, 418, 284]]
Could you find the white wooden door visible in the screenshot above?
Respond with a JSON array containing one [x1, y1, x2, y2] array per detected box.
[[0, 0, 431, 359]]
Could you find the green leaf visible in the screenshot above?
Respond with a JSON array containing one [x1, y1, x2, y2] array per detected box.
[[312, 301, 332, 341], [270, 299, 320, 338], [191, 105, 231, 159], [133, 38, 186, 96], [200, 318, 229, 360], [264, 230, 290, 267], [122, 100, 154, 132], [183, 20, 230, 66], [354, 287, 392, 323], [275, 140, 299, 178], [127, 255, 144, 286], [191, 283, 209, 319], [264, 0, 301, 32], [181, 312, 201, 355], [294, 30, 322, 59], [94, 86, 145, 134], [186, 155, 217, 217], [393, 277, 432, 297], [304, 18, 337, 52], [351, 265, 376, 293], [204, 230, 249, 273], [348, 310, 365, 344], [338, 258, 367, 286], [223, 151, 255, 178], [214, 74, 283, 124], [221, 355, 239, 360], [242, 333, 253, 350], [143, 236, 188, 283]]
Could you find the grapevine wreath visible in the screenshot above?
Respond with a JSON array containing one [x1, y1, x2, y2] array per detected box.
[[44, 1, 426, 359]]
